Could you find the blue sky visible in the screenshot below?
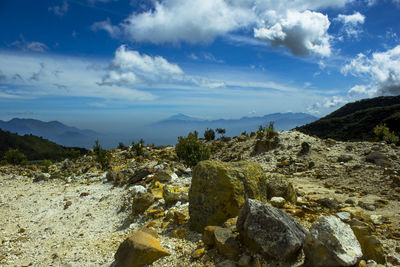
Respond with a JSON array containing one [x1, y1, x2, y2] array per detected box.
[[0, 0, 400, 132]]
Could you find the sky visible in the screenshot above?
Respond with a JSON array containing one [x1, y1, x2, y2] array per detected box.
[[0, 0, 400, 133]]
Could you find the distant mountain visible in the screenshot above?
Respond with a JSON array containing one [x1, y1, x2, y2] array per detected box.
[[153, 112, 318, 141], [0, 129, 86, 161], [296, 95, 400, 141], [0, 118, 98, 148]]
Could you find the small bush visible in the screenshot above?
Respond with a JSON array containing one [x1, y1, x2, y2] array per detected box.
[[118, 142, 127, 150], [176, 132, 211, 167], [4, 149, 27, 165], [40, 159, 52, 173], [257, 121, 277, 139], [374, 123, 399, 144], [93, 140, 110, 170], [132, 138, 145, 156], [204, 128, 215, 141]]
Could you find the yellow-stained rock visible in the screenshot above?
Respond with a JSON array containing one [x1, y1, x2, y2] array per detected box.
[[163, 185, 188, 206], [173, 211, 187, 225], [114, 230, 170, 267], [190, 160, 267, 232], [350, 223, 386, 264], [191, 247, 205, 259], [203, 226, 218, 246], [173, 229, 188, 239]]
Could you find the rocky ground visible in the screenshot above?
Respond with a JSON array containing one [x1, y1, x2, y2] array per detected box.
[[1, 130, 400, 266]]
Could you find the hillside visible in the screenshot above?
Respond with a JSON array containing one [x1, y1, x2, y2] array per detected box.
[[0, 118, 98, 148], [0, 130, 399, 266], [296, 96, 400, 141], [0, 129, 86, 161]]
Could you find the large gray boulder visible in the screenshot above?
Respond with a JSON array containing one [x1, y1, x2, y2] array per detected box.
[[304, 215, 363, 267], [237, 199, 307, 262]]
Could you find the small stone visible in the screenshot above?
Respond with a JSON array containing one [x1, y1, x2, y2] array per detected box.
[[358, 201, 376, 211], [173, 229, 187, 239], [270, 196, 285, 208], [191, 247, 205, 259], [114, 231, 170, 267], [79, 192, 90, 197], [238, 254, 251, 266], [18, 227, 26, 233], [203, 226, 217, 246], [358, 259, 367, 267], [336, 212, 351, 223], [214, 227, 241, 261], [370, 215, 384, 225], [173, 211, 186, 225], [64, 200, 72, 209]]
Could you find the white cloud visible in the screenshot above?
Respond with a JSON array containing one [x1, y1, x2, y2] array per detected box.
[[48, 0, 69, 16], [0, 52, 155, 101], [10, 36, 48, 53], [335, 12, 365, 38], [342, 45, 400, 96], [93, 0, 356, 57], [254, 10, 331, 57], [101, 45, 184, 86]]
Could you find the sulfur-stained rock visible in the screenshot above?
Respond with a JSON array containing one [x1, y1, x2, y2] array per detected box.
[[270, 196, 285, 208], [214, 227, 241, 261], [304, 216, 362, 267], [132, 190, 155, 215], [163, 185, 188, 206], [350, 220, 386, 265], [114, 230, 170, 267], [191, 247, 205, 259], [237, 199, 307, 262], [203, 226, 218, 246], [155, 169, 177, 183], [266, 174, 297, 203], [189, 160, 267, 232]]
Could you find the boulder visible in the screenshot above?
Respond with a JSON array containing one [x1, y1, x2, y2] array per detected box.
[[266, 174, 296, 203], [131, 187, 155, 215], [114, 230, 170, 267], [155, 169, 177, 183], [237, 199, 307, 262], [253, 136, 280, 154], [304, 216, 363, 267], [189, 160, 267, 232], [366, 152, 391, 167], [270, 196, 285, 208]]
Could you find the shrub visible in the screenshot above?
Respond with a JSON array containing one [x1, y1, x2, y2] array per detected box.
[[4, 148, 27, 165], [215, 128, 226, 139], [118, 142, 127, 150], [40, 159, 52, 173], [374, 123, 399, 144], [257, 121, 277, 139], [204, 128, 215, 141], [132, 138, 145, 156], [93, 140, 110, 170], [176, 132, 211, 167]]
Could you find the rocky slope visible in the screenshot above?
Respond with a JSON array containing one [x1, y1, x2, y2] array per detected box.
[[1, 130, 400, 266]]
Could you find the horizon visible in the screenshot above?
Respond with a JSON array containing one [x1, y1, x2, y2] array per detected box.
[[1, 0, 400, 134]]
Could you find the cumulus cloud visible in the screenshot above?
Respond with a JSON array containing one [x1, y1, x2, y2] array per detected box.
[[335, 12, 365, 38], [342, 45, 400, 96], [254, 10, 331, 57], [10, 35, 48, 53], [48, 0, 69, 16], [93, 0, 356, 57], [101, 45, 184, 86]]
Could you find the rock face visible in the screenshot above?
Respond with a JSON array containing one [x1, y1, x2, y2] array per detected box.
[[237, 199, 307, 262], [304, 216, 363, 267], [114, 230, 170, 267], [189, 160, 267, 232]]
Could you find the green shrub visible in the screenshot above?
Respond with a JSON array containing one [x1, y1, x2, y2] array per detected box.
[[204, 128, 215, 141], [118, 142, 127, 150], [93, 140, 110, 170], [4, 149, 27, 165], [374, 123, 399, 144], [40, 159, 52, 173], [132, 138, 145, 156], [215, 128, 226, 138], [176, 132, 211, 167], [257, 121, 277, 139]]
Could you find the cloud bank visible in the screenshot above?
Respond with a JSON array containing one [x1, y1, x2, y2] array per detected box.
[[93, 0, 356, 57]]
